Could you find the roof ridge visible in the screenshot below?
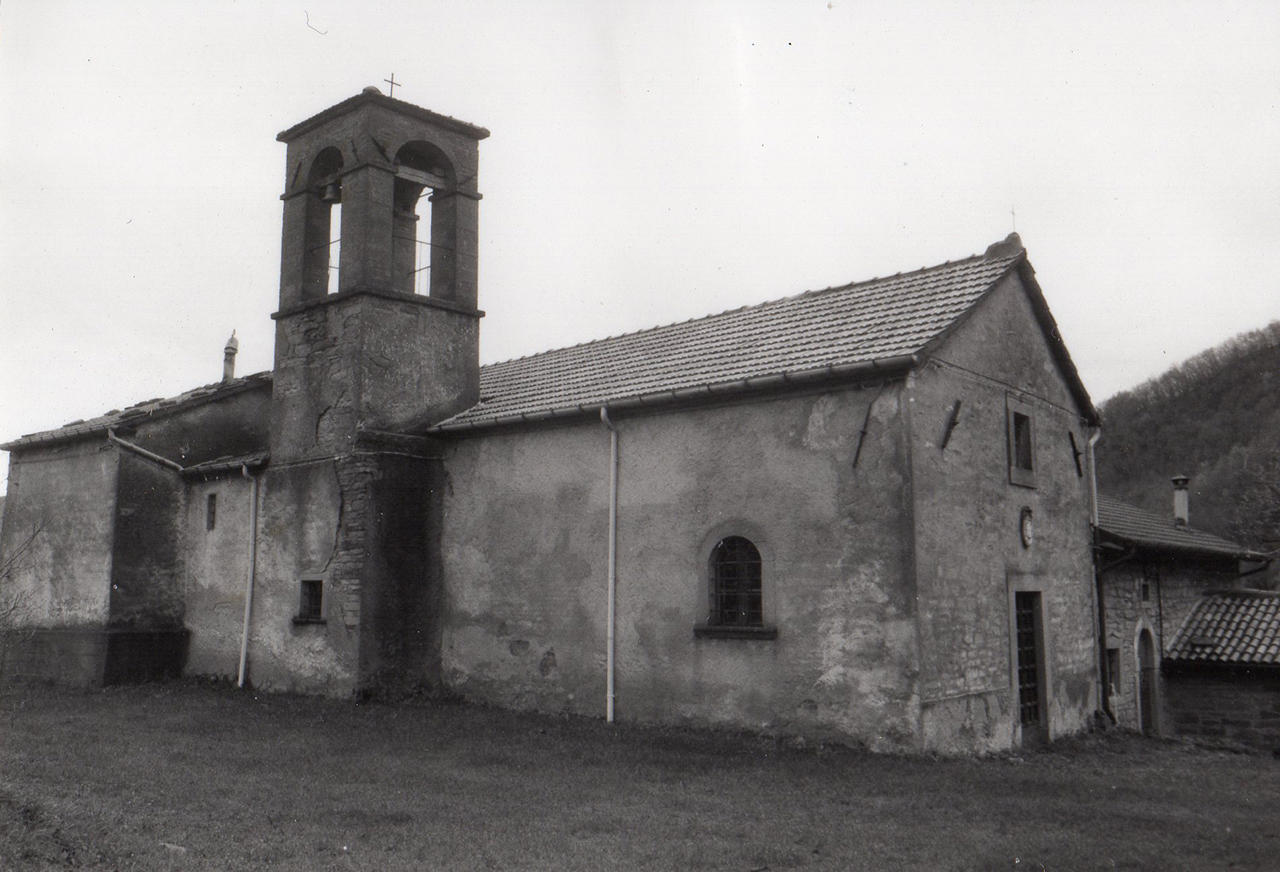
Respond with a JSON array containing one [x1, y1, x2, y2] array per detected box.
[[1095, 494, 1264, 553], [5, 370, 273, 448], [481, 249, 1001, 371]]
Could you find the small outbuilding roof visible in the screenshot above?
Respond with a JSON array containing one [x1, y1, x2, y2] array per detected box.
[[1166, 590, 1280, 667], [1, 372, 271, 452], [433, 234, 1094, 431], [1095, 494, 1268, 562]]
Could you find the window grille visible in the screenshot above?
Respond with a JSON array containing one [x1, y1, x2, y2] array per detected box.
[[1015, 592, 1042, 728], [709, 537, 763, 627]]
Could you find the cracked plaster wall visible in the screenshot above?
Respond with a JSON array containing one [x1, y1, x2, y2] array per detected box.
[[440, 385, 923, 750]]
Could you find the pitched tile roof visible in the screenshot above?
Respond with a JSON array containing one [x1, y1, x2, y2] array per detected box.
[[1096, 494, 1266, 561], [1166, 590, 1280, 666], [433, 237, 1031, 431], [1, 372, 272, 452]]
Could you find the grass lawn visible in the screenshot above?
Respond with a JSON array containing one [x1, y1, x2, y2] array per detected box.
[[1, 683, 1277, 871]]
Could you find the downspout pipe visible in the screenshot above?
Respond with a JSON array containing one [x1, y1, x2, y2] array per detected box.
[[1087, 428, 1116, 724], [237, 464, 260, 689], [599, 406, 618, 723]]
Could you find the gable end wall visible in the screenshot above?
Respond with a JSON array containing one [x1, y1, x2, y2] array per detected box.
[[910, 271, 1098, 751]]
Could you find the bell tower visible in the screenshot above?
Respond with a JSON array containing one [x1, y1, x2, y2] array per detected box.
[[271, 86, 489, 460], [253, 89, 488, 698]]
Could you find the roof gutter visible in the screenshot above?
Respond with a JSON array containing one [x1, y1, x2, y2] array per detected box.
[[107, 429, 184, 473], [1098, 533, 1267, 565], [1, 423, 114, 452], [430, 354, 917, 435]]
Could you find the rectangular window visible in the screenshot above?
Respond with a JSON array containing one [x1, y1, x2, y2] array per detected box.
[[297, 579, 324, 623], [1006, 396, 1037, 488], [206, 493, 217, 531], [1106, 647, 1121, 696]]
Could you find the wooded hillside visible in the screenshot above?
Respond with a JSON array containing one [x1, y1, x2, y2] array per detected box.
[[1095, 320, 1280, 555]]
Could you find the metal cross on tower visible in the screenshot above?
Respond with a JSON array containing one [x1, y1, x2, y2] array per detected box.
[[383, 73, 400, 97]]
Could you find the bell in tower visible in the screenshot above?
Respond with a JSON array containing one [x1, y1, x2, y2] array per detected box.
[[253, 89, 489, 698], [270, 86, 489, 461]]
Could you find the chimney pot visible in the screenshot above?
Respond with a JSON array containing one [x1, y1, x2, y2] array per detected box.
[[223, 330, 238, 382], [1171, 475, 1190, 527]]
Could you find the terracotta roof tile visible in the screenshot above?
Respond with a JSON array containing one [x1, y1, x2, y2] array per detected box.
[[435, 243, 1025, 429], [181, 451, 270, 477], [1096, 494, 1265, 561], [1167, 590, 1280, 666]]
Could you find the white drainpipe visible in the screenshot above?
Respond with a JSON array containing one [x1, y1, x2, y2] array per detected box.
[[237, 465, 260, 688], [1087, 429, 1101, 528], [599, 407, 619, 723]]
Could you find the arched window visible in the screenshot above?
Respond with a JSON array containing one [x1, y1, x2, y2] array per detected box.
[[709, 536, 763, 627]]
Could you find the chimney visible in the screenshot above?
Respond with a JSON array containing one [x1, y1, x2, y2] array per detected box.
[[1171, 475, 1190, 527], [223, 330, 239, 382]]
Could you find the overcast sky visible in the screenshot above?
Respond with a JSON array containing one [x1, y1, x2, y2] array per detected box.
[[2, 1, 1278, 487]]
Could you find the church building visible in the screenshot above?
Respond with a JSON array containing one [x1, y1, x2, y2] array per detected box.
[[1, 90, 1103, 753]]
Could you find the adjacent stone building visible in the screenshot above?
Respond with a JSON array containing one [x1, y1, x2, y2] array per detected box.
[[1095, 484, 1271, 737], [0, 90, 1105, 753]]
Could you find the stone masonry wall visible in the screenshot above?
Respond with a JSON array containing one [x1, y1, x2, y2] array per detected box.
[[1163, 665, 1280, 749], [911, 270, 1098, 752], [1102, 559, 1239, 732]]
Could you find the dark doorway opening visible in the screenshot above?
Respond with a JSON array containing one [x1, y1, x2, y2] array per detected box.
[[1015, 591, 1048, 746], [1138, 628, 1158, 736]]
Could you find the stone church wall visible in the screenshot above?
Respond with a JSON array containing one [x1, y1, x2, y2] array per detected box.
[[108, 452, 186, 630], [183, 473, 256, 679], [239, 460, 355, 694], [1, 441, 118, 628], [910, 271, 1099, 751], [440, 382, 922, 751]]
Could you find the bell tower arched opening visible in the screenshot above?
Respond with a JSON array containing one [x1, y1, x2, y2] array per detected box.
[[303, 147, 344, 298], [393, 141, 456, 297]]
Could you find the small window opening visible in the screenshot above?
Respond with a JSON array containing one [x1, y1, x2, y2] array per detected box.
[[709, 537, 763, 627], [206, 493, 217, 531], [1141, 564, 1158, 602], [297, 579, 324, 623], [1007, 398, 1037, 488], [1013, 413, 1033, 471]]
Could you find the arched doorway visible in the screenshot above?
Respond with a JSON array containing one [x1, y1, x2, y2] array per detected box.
[[1138, 629, 1158, 736]]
